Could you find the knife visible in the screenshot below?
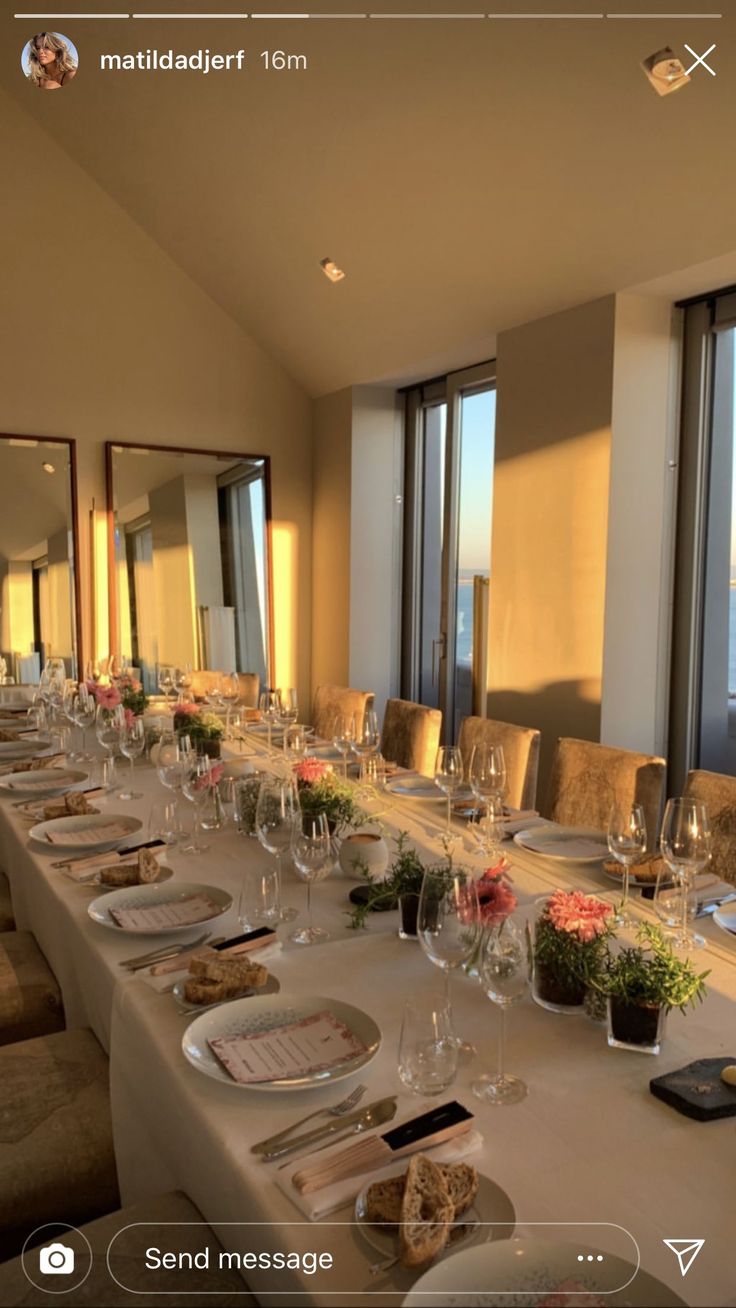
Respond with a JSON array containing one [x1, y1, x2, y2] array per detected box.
[[292, 1100, 474, 1194], [696, 892, 736, 917], [52, 838, 166, 871], [259, 1096, 397, 1164]]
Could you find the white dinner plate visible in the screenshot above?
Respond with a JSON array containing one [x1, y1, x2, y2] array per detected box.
[[0, 768, 89, 797], [173, 970, 280, 1013], [88, 881, 232, 934], [0, 716, 35, 730], [182, 993, 381, 1090], [29, 812, 143, 854], [714, 903, 736, 937], [402, 1239, 687, 1307], [0, 701, 35, 714], [307, 745, 344, 762], [356, 1167, 515, 1263], [513, 825, 609, 863], [386, 776, 444, 802], [0, 736, 51, 759]]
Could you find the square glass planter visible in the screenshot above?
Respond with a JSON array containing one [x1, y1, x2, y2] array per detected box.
[[607, 996, 666, 1054]]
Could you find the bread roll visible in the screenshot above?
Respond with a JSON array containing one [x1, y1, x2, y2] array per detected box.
[[188, 955, 268, 989], [399, 1155, 454, 1268], [99, 863, 140, 888]]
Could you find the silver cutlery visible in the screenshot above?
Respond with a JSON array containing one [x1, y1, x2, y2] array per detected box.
[[119, 932, 212, 970], [251, 1083, 367, 1155], [696, 892, 736, 917], [258, 1095, 397, 1164], [368, 1221, 479, 1278]]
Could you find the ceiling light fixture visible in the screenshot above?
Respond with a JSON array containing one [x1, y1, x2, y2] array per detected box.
[[320, 257, 346, 283], [42, 462, 55, 474], [641, 47, 690, 96]]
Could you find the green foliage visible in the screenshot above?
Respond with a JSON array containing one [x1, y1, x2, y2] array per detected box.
[[121, 686, 147, 717], [534, 912, 613, 990], [175, 710, 224, 742], [595, 923, 709, 1012], [298, 774, 357, 830], [348, 832, 428, 930]]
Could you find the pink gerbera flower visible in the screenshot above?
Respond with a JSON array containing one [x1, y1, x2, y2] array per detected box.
[[94, 685, 121, 710], [294, 758, 330, 786], [476, 858, 518, 926], [546, 889, 613, 942]]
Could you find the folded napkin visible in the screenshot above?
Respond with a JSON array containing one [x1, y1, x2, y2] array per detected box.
[[275, 1126, 484, 1221]]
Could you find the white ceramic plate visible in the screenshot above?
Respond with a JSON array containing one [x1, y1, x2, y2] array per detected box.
[[402, 1239, 687, 1307], [307, 745, 344, 762], [182, 993, 381, 1090], [88, 881, 232, 934], [173, 970, 280, 1013], [356, 1167, 515, 1262], [714, 903, 736, 937], [386, 776, 444, 802], [0, 768, 89, 797], [513, 825, 609, 863], [0, 716, 35, 730], [0, 736, 51, 758], [29, 812, 143, 854]]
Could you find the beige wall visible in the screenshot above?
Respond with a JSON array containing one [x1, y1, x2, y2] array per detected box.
[[0, 89, 312, 706], [488, 297, 616, 799], [311, 389, 352, 697], [47, 527, 74, 662]]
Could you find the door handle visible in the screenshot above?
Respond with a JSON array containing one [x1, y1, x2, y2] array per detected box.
[[431, 635, 446, 687]]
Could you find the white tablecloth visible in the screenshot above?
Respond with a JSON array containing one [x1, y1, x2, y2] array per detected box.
[[1, 737, 735, 1307]]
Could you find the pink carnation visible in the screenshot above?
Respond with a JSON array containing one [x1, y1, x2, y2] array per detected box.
[[94, 685, 121, 710], [194, 762, 224, 791], [546, 889, 613, 942], [477, 859, 518, 927], [294, 758, 330, 786], [175, 701, 199, 717]]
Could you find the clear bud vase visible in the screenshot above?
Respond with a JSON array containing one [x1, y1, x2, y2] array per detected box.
[[200, 783, 225, 831]]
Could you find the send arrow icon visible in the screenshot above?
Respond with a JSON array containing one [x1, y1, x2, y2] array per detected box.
[[663, 1239, 705, 1277]]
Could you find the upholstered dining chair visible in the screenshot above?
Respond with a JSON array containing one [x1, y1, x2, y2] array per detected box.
[[0, 1191, 256, 1305], [381, 698, 443, 777], [684, 770, 736, 887], [0, 930, 64, 1046], [458, 716, 541, 811], [189, 671, 260, 707], [0, 1028, 119, 1242], [545, 737, 666, 849], [311, 684, 374, 741], [0, 873, 14, 933]]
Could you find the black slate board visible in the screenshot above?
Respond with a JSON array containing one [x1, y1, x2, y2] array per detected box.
[[650, 1057, 736, 1120], [348, 885, 397, 913]]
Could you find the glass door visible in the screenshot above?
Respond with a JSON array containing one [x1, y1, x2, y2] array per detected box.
[[402, 362, 496, 742]]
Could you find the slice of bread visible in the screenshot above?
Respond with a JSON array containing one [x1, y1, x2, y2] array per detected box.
[[365, 1161, 478, 1227], [99, 863, 140, 888], [0, 730, 19, 742], [183, 976, 242, 1005], [65, 792, 92, 816], [438, 1162, 479, 1217], [188, 955, 268, 989], [399, 1155, 454, 1269], [138, 847, 161, 883]]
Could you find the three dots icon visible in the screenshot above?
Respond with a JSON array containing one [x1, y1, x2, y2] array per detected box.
[[577, 1255, 604, 1263]]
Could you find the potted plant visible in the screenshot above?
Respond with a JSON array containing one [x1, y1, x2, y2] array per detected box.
[[117, 674, 148, 718], [532, 889, 615, 1013], [174, 703, 224, 759], [349, 832, 426, 937], [293, 758, 358, 834], [594, 923, 709, 1054]]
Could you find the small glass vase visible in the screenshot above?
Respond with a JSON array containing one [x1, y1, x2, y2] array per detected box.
[[398, 893, 419, 940], [531, 902, 587, 1014], [200, 784, 225, 831], [607, 997, 666, 1055]]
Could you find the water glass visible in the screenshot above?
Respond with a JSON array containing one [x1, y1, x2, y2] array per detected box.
[[92, 755, 117, 792], [238, 865, 281, 930], [290, 813, 332, 945], [157, 664, 175, 701], [398, 996, 458, 1096], [331, 713, 355, 778], [181, 756, 212, 854], [659, 797, 712, 949], [148, 801, 179, 846], [278, 687, 299, 727], [418, 865, 479, 1056], [119, 717, 145, 800], [284, 723, 310, 761], [255, 776, 300, 922], [608, 803, 647, 926], [472, 917, 529, 1106], [352, 709, 380, 761], [434, 746, 464, 833]]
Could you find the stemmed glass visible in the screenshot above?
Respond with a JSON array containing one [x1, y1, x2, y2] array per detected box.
[[659, 797, 712, 950], [278, 688, 299, 728], [255, 777, 300, 923], [72, 685, 96, 761], [434, 746, 464, 834], [118, 717, 145, 800], [472, 916, 529, 1106], [352, 710, 380, 764], [469, 744, 507, 856], [205, 677, 224, 712], [220, 673, 240, 737], [174, 664, 193, 703], [157, 736, 187, 838], [332, 713, 355, 779], [418, 865, 480, 1058], [607, 803, 647, 926], [181, 756, 212, 854], [284, 723, 310, 761], [157, 664, 175, 703], [259, 691, 281, 751], [290, 813, 332, 944]]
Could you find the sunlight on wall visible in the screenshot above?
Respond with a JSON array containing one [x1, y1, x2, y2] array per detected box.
[[93, 507, 109, 662], [272, 521, 296, 690]]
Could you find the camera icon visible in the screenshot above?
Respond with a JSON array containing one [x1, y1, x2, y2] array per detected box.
[[39, 1242, 75, 1275]]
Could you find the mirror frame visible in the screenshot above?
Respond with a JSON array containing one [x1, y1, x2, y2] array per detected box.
[[0, 431, 83, 677], [105, 440, 275, 688]]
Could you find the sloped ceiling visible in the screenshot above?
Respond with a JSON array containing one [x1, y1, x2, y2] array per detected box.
[[3, 4, 736, 395]]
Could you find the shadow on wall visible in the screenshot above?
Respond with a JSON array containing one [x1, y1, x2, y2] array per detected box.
[[486, 678, 601, 813]]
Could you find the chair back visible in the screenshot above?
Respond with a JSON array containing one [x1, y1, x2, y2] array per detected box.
[[189, 671, 260, 707], [458, 715, 541, 811], [381, 698, 442, 777], [684, 769, 736, 887], [312, 685, 374, 740], [545, 737, 666, 850]]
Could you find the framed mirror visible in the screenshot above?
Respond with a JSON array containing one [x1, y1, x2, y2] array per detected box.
[[106, 442, 273, 697], [0, 433, 82, 684]]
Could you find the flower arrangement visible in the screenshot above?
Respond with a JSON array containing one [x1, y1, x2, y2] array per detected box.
[[294, 758, 357, 831], [89, 682, 121, 712], [595, 923, 709, 1013], [117, 674, 147, 718], [348, 831, 425, 929], [532, 889, 614, 1012], [476, 859, 518, 928], [174, 704, 224, 746], [193, 762, 224, 791]]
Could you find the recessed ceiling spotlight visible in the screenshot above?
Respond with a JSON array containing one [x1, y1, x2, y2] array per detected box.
[[642, 47, 690, 96], [42, 462, 55, 474], [320, 257, 346, 284]]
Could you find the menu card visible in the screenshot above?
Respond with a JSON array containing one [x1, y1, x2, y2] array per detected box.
[[108, 893, 220, 930], [208, 1010, 367, 1084], [46, 821, 131, 846]]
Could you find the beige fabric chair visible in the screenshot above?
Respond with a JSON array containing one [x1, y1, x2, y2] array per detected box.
[[545, 737, 666, 849], [381, 698, 443, 777], [684, 770, 736, 887], [458, 716, 541, 811], [0, 1191, 255, 1306], [0, 873, 14, 933], [0, 931, 64, 1046], [312, 685, 374, 740], [0, 1028, 119, 1239], [189, 671, 260, 707]]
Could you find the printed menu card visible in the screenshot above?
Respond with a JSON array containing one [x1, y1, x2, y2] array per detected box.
[[108, 893, 220, 931], [208, 1010, 367, 1084]]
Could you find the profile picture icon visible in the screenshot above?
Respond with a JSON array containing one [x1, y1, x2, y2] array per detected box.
[[22, 32, 78, 90]]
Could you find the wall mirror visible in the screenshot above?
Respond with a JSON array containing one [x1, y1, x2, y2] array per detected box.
[[0, 433, 82, 683], [106, 442, 273, 697]]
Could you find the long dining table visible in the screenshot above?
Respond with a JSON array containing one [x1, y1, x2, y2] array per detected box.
[[1, 728, 735, 1308]]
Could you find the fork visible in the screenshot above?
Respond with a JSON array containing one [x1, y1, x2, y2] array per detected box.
[[119, 933, 212, 970], [250, 1084, 367, 1154]]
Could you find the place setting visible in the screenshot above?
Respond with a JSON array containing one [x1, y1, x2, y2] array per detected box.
[[88, 880, 232, 935]]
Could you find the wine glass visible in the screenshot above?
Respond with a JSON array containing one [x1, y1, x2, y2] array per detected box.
[[157, 740, 188, 840], [659, 797, 712, 950], [255, 777, 300, 923], [181, 756, 212, 854], [278, 688, 299, 728], [434, 746, 464, 834], [157, 664, 175, 702], [96, 702, 122, 763], [472, 917, 529, 1106], [469, 745, 507, 856], [72, 685, 96, 761], [205, 676, 224, 712], [332, 713, 355, 779], [220, 673, 240, 736], [174, 664, 193, 703], [290, 813, 332, 945], [607, 803, 647, 926], [418, 865, 480, 1057], [118, 717, 145, 800], [259, 691, 281, 751], [284, 723, 310, 762], [352, 709, 380, 763]]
